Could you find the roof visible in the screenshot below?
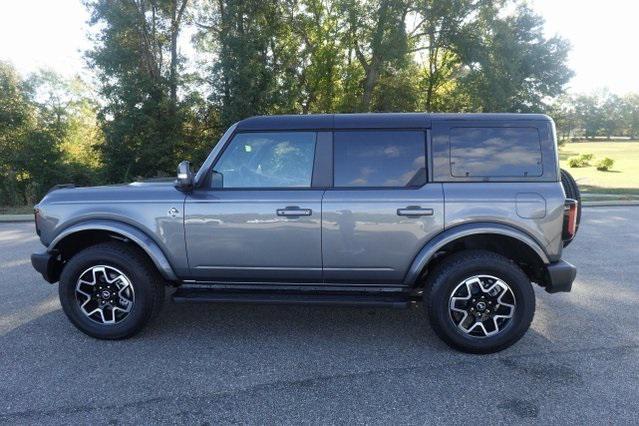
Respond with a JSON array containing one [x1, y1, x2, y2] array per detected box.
[[235, 113, 552, 131]]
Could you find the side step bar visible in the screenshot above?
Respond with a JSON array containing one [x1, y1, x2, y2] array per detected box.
[[172, 287, 413, 309]]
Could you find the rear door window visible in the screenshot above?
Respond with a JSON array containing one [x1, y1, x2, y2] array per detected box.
[[450, 127, 542, 177], [333, 131, 426, 188]]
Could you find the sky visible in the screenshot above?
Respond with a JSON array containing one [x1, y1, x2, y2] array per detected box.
[[1, 0, 638, 95]]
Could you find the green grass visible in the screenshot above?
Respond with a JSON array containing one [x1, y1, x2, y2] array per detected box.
[[559, 141, 639, 198], [0, 205, 34, 215]]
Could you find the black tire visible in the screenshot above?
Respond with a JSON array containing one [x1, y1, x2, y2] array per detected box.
[[58, 242, 165, 339], [560, 168, 581, 246], [425, 250, 535, 354]]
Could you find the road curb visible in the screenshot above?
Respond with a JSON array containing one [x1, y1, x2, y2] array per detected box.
[[582, 201, 639, 207]]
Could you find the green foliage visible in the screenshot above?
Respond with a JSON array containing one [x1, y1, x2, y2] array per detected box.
[[0, 0, 595, 207], [456, 4, 573, 112], [0, 62, 103, 206], [596, 157, 614, 171], [86, 0, 191, 182], [556, 90, 639, 140], [568, 155, 590, 168]]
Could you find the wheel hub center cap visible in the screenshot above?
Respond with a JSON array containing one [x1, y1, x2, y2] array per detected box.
[[100, 290, 112, 299], [476, 301, 487, 311]]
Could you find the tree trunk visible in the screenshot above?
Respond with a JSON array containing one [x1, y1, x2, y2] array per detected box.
[[358, 0, 391, 112], [361, 58, 380, 111]]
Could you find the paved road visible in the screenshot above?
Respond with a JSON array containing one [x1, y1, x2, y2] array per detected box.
[[1, 207, 638, 424]]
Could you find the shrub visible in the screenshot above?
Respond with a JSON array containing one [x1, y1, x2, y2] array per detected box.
[[596, 157, 614, 171], [568, 154, 594, 168], [568, 156, 587, 168]]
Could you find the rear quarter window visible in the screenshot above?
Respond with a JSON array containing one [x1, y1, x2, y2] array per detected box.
[[450, 127, 543, 178]]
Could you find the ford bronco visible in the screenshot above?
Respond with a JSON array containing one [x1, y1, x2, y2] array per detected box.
[[31, 113, 579, 353]]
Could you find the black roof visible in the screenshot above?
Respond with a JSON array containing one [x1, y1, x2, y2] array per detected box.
[[235, 113, 551, 131]]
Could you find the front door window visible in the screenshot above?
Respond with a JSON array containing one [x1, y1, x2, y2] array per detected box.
[[213, 132, 317, 188]]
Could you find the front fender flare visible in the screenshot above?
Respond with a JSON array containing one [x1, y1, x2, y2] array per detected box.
[[403, 222, 550, 286], [49, 220, 178, 281]]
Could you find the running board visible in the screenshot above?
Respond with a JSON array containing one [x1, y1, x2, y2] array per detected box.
[[172, 287, 413, 309]]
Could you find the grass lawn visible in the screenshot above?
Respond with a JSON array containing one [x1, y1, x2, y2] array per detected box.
[[559, 141, 639, 199]]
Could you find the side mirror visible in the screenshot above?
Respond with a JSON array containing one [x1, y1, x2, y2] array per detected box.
[[175, 160, 193, 192], [211, 170, 224, 189]]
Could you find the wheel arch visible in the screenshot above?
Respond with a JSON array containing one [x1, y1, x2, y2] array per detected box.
[[404, 223, 550, 287], [49, 220, 178, 282]]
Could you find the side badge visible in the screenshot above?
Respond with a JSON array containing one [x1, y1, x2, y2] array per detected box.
[[168, 207, 180, 218]]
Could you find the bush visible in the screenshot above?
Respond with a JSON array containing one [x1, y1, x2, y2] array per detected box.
[[568, 154, 594, 168], [596, 157, 614, 171], [568, 156, 587, 168]]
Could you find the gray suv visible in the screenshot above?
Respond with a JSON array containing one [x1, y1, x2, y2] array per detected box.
[[31, 113, 579, 353]]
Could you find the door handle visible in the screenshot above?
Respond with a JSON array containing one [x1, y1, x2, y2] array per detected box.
[[276, 206, 312, 217], [397, 206, 434, 217]]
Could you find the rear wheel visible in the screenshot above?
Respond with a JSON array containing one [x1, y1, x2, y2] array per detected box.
[[58, 242, 165, 339], [425, 250, 535, 354]]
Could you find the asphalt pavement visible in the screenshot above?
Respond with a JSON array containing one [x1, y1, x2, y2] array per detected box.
[[1, 207, 638, 424]]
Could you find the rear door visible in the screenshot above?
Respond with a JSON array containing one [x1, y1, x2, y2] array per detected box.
[[321, 129, 444, 285]]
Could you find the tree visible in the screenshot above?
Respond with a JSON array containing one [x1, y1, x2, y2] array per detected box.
[[549, 95, 578, 140], [194, 0, 286, 127], [600, 92, 622, 139], [621, 93, 639, 139], [0, 62, 34, 205], [457, 4, 573, 112], [341, 0, 411, 111], [0, 64, 102, 205], [573, 94, 601, 139], [86, 0, 190, 182]]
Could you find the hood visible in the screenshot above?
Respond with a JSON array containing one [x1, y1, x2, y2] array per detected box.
[[38, 179, 183, 206]]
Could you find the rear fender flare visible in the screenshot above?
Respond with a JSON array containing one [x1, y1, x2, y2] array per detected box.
[[403, 222, 550, 286]]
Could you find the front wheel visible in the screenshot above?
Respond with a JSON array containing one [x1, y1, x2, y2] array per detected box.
[[58, 242, 165, 339], [425, 250, 535, 354]]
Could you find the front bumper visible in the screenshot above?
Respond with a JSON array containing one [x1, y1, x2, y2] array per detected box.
[[31, 250, 62, 283], [544, 259, 577, 293]]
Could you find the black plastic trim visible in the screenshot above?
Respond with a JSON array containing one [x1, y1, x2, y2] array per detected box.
[[311, 132, 333, 188], [544, 259, 577, 293], [30, 250, 62, 284], [172, 287, 413, 308]]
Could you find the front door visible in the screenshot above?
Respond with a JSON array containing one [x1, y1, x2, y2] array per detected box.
[[184, 131, 323, 282]]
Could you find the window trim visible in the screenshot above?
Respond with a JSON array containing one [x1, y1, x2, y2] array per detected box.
[[203, 130, 321, 191], [331, 129, 429, 190]]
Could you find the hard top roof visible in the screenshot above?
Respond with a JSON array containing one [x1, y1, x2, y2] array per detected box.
[[235, 113, 551, 131]]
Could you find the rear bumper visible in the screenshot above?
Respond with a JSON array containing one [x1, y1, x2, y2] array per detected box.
[[31, 250, 62, 283], [544, 260, 577, 293]]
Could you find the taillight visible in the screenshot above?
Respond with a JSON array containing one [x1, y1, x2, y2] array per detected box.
[[562, 199, 578, 242]]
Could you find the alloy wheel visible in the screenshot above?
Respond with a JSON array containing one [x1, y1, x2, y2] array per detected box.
[[75, 265, 135, 325], [448, 275, 516, 338]]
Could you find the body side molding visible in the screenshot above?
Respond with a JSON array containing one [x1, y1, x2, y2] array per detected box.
[[403, 222, 551, 286]]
